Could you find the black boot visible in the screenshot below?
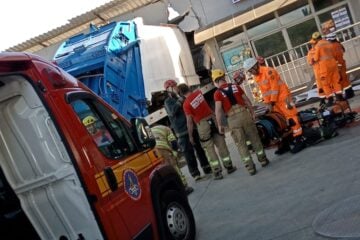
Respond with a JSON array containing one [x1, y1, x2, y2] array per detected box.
[[290, 136, 306, 154], [185, 186, 194, 195], [326, 97, 334, 107], [275, 142, 291, 155], [245, 163, 257, 176], [335, 93, 345, 102], [259, 157, 270, 167], [226, 165, 237, 174], [202, 165, 212, 174], [345, 87, 355, 99]]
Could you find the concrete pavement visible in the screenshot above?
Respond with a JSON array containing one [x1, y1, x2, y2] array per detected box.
[[184, 95, 360, 240]]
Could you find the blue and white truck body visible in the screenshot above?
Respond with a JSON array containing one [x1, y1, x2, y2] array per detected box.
[[53, 18, 201, 123]]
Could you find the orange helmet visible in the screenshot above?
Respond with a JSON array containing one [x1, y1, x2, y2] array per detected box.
[[164, 79, 177, 90]]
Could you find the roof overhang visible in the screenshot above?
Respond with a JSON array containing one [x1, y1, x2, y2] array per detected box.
[[194, 0, 299, 45], [7, 0, 159, 52]]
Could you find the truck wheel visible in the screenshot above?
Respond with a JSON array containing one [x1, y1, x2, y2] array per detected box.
[[160, 190, 196, 240]]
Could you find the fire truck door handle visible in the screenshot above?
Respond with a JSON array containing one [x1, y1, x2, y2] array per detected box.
[[104, 167, 118, 192]]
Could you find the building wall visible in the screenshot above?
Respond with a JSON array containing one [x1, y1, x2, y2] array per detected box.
[[170, 0, 270, 27], [192, 0, 360, 102], [34, 1, 168, 60], [199, 0, 358, 74]]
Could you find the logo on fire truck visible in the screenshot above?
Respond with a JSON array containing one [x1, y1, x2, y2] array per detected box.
[[123, 169, 142, 200]]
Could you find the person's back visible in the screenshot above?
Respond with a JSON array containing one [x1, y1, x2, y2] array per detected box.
[[327, 37, 354, 99], [330, 40, 345, 64], [151, 124, 175, 151], [314, 39, 338, 72], [163, 79, 211, 180]]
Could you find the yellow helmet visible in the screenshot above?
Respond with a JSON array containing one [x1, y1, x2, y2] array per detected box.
[[211, 69, 225, 82], [311, 31, 321, 40], [82, 116, 96, 127]]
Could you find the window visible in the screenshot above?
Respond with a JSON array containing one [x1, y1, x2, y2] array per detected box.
[[72, 99, 136, 159], [313, 0, 345, 11], [288, 19, 318, 47], [253, 31, 287, 58], [279, 5, 312, 25], [247, 18, 279, 38], [221, 44, 252, 73], [318, 5, 353, 34]]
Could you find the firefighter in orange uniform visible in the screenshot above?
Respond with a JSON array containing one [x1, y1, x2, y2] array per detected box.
[[325, 33, 355, 99], [307, 38, 326, 106], [178, 83, 236, 180], [310, 32, 343, 106], [213, 69, 269, 175], [243, 58, 306, 153]]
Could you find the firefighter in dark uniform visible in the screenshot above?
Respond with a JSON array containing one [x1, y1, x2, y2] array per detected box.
[[178, 83, 236, 180], [212, 69, 270, 176]]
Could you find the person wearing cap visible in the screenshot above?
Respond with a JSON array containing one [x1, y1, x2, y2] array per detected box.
[[163, 79, 211, 181], [151, 124, 194, 195], [178, 83, 236, 180], [82, 115, 113, 147], [243, 58, 306, 154], [212, 69, 269, 175], [325, 33, 355, 99], [307, 38, 326, 107], [310, 31, 343, 106]]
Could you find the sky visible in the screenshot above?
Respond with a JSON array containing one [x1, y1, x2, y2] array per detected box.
[[0, 0, 112, 51]]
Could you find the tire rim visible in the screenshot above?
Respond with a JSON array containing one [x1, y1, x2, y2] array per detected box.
[[166, 202, 189, 239]]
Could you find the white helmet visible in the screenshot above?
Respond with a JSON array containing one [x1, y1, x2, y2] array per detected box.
[[243, 58, 258, 71], [325, 33, 336, 41]]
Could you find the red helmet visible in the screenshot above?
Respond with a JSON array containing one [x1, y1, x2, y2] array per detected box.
[[256, 56, 265, 65], [164, 79, 177, 90]]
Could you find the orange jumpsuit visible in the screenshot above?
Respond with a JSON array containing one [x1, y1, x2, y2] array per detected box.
[[330, 41, 352, 91], [254, 66, 303, 137], [307, 47, 325, 98], [313, 39, 342, 97]]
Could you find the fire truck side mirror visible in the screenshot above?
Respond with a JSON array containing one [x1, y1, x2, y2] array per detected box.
[[131, 118, 156, 149]]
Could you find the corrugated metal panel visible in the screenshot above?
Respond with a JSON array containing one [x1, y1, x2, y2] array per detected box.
[[194, 0, 299, 44], [7, 0, 157, 52]]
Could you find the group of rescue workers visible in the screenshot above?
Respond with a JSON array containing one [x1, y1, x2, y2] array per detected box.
[[151, 31, 354, 195]]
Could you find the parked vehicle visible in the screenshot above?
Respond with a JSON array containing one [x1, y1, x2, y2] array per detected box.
[[0, 52, 195, 240], [53, 19, 210, 125]]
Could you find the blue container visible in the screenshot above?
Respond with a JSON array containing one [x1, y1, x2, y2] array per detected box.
[[54, 21, 148, 120]]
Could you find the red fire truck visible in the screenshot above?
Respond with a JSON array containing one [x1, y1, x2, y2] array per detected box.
[[0, 52, 195, 240]]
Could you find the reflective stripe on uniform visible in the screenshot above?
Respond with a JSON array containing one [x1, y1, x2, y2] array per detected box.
[[152, 126, 174, 151], [261, 79, 269, 84], [243, 156, 251, 163], [317, 41, 331, 47], [209, 159, 221, 168], [293, 127, 302, 133], [263, 90, 279, 97], [256, 150, 264, 156], [319, 56, 333, 61], [222, 156, 233, 168]]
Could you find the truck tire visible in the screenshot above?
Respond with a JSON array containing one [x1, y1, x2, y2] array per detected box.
[[160, 190, 196, 240]]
